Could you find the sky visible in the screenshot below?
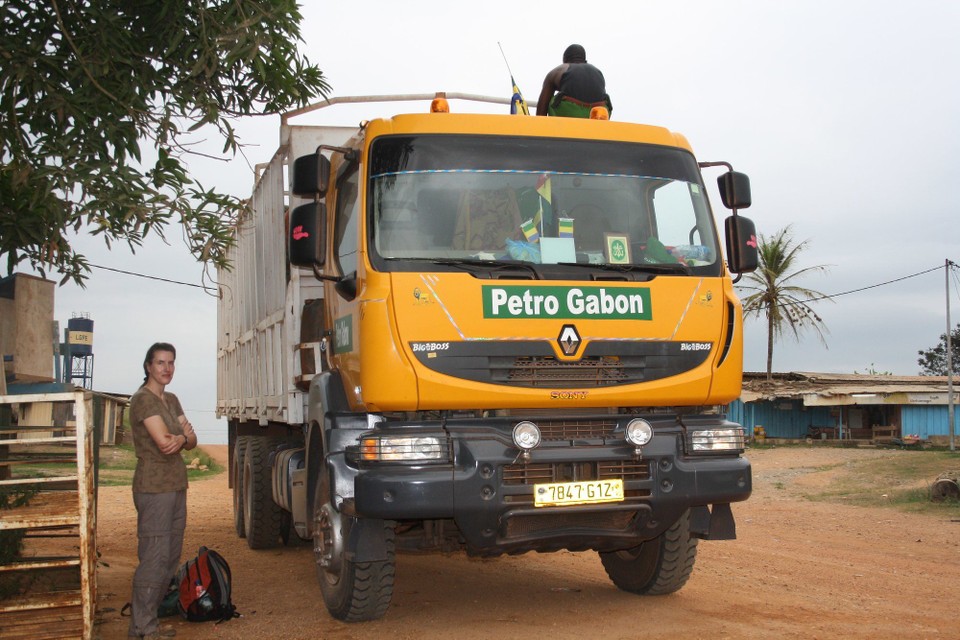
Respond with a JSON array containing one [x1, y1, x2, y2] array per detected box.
[[15, 0, 960, 444]]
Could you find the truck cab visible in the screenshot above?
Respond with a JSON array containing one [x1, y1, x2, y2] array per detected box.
[[224, 94, 757, 623]]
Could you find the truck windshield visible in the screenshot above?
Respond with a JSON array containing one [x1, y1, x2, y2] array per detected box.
[[368, 135, 720, 276]]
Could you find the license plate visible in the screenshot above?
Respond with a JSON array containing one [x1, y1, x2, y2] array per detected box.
[[534, 479, 624, 507]]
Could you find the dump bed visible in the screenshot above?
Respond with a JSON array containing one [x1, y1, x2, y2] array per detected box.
[[216, 124, 353, 425]]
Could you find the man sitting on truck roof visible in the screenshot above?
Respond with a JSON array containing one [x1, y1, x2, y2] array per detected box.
[[536, 44, 613, 118]]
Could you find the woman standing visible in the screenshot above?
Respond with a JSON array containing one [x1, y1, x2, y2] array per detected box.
[[127, 342, 197, 639]]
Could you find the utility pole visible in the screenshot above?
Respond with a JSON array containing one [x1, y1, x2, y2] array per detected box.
[[947, 258, 955, 452]]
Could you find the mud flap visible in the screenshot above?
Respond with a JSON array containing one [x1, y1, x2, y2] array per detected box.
[[345, 518, 390, 563], [689, 505, 711, 539], [689, 504, 737, 540], [708, 503, 737, 540]]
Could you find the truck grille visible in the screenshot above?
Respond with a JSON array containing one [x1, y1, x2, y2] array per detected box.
[[537, 418, 617, 441], [492, 355, 634, 387], [410, 340, 712, 389], [503, 459, 650, 485]]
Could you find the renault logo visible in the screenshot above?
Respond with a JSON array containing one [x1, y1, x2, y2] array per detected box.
[[557, 324, 582, 356]]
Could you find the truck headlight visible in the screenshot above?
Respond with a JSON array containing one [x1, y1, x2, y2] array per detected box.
[[512, 421, 541, 450], [625, 418, 653, 447], [687, 428, 745, 454], [360, 435, 448, 462]]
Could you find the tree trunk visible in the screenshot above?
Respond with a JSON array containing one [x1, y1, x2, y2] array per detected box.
[[766, 310, 775, 379]]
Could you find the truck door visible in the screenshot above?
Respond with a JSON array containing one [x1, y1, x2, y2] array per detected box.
[[327, 164, 362, 397]]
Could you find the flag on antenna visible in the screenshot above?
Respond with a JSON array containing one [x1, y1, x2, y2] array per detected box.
[[510, 79, 529, 115], [499, 42, 530, 115]]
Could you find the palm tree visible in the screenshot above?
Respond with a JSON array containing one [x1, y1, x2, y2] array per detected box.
[[738, 226, 832, 379]]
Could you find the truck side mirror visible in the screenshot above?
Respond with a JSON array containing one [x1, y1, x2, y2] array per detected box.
[[289, 202, 326, 267], [725, 215, 758, 274], [292, 152, 331, 197], [717, 171, 752, 210]]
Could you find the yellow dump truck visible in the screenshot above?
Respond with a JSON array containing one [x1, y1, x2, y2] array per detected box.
[[217, 93, 758, 621]]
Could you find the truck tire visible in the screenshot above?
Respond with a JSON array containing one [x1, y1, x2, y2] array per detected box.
[[232, 435, 249, 538], [243, 437, 283, 549], [312, 466, 395, 621], [599, 510, 698, 595]]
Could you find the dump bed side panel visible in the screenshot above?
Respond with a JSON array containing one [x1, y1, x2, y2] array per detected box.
[[216, 125, 354, 425]]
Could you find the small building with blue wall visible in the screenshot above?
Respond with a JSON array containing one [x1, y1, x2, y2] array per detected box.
[[728, 372, 956, 444]]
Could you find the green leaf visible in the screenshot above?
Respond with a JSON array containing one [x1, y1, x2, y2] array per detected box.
[[1, 0, 329, 285]]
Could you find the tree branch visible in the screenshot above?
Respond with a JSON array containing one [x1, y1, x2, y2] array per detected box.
[[49, 0, 126, 109]]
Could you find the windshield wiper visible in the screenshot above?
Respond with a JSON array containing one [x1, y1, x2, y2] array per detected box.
[[428, 258, 542, 279], [556, 261, 691, 275]]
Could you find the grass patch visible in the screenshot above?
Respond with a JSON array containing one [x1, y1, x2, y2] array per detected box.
[[97, 443, 141, 486], [13, 443, 223, 487], [99, 444, 223, 486], [182, 447, 222, 482], [746, 441, 780, 451], [799, 450, 960, 515]]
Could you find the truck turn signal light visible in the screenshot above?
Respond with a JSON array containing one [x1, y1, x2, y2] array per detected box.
[[590, 106, 610, 120]]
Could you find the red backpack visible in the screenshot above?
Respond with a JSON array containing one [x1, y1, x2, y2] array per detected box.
[[176, 546, 238, 623]]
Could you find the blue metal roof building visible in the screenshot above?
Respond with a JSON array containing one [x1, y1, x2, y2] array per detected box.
[[728, 372, 956, 444]]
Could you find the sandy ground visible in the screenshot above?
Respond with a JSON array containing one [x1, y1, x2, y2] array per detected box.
[[93, 445, 960, 640]]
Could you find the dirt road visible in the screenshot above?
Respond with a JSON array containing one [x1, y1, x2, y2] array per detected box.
[[94, 446, 960, 639]]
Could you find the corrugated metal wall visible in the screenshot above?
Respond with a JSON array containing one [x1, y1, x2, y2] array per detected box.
[[731, 400, 953, 439], [728, 400, 836, 438], [902, 405, 952, 438]]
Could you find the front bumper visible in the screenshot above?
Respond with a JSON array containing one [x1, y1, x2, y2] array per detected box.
[[350, 414, 751, 555]]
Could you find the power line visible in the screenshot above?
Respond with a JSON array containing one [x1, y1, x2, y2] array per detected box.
[[89, 263, 215, 292], [738, 263, 949, 310], [90, 258, 959, 306], [798, 264, 944, 304]]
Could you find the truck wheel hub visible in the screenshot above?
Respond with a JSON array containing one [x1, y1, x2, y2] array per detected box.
[[314, 502, 344, 577]]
